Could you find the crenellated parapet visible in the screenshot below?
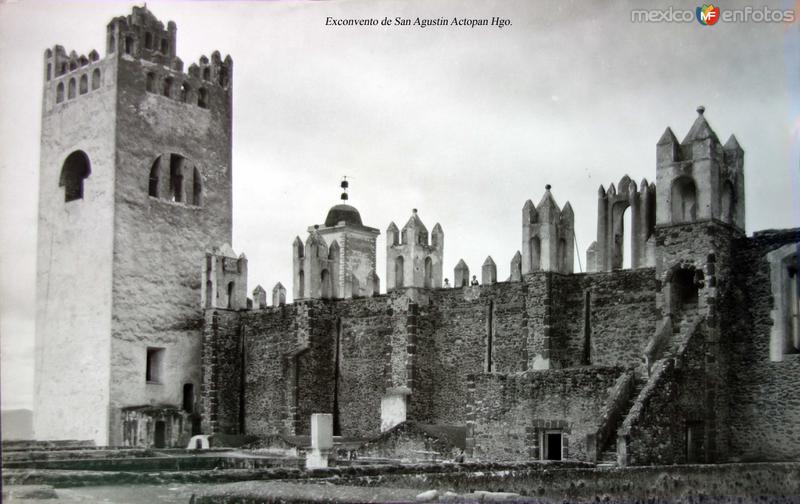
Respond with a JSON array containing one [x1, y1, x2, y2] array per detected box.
[[386, 210, 444, 290], [44, 6, 232, 113], [521, 186, 574, 274], [589, 175, 656, 272]]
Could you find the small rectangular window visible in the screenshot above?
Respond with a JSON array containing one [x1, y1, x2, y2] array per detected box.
[[146, 347, 165, 383]]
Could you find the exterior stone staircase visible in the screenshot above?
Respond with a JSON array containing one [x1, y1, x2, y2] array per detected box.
[[596, 376, 645, 467], [593, 308, 703, 467]]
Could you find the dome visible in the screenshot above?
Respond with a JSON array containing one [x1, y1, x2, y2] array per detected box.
[[324, 204, 363, 227]]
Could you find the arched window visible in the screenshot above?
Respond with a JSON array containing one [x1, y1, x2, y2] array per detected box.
[[671, 177, 698, 223], [161, 39, 169, 54], [670, 268, 700, 312], [529, 236, 541, 272], [145, 32, 153, 50], [146, 72, 155, 93], [181, 82, 191, 103], [394, 256, 404, 289], [68, 78, 76, 99], [205, 280, 213, 308], [148, 158, 160, 197], [202, 67, 210, 81], [227, 281, 235, 309], [163, 77, 173, 98], [424, 257, 433, 288], [198, 88, 208, 108], [321, 270, 332, 299], [56, 82, 64, 103], [192, 167, 202, 205], [108, 33, 116, 54], [91, 68, 101, 90], [69, 60, 77, 71], [720, 181, 734, 224], [169, 154, 183, 202], [125, 36, 134, 55], [59, 150, 91, 202], [79, 74, 88, 94]]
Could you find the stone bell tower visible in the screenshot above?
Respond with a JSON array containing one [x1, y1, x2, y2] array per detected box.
[[293, 179, 381, 300], [35, 6, 233, 446]]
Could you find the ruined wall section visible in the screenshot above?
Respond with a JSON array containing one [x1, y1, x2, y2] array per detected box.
[[239, 304, 300, 437], [34, 53, 118, 445], [726, 229, 800, 462], [410, 283, 530, 426], [551, 269, 658, 370], [200, 309, 242, 435], [108, 46, 232, 444], [468, 367, 623, 461], [334, 296, 403, 435]]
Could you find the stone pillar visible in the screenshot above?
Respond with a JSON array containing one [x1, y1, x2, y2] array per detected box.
[[510, 251, 522, 281], [454, 259, 469, 288], [482, 256, 497, 285], [272, 282, 286, 306], [252, 285, 267, 309]]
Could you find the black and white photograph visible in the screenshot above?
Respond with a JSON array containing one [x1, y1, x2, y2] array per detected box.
[[0, 0, 798, 502]]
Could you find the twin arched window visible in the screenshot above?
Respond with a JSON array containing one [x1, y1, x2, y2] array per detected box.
[[148, 153, 203, 206]]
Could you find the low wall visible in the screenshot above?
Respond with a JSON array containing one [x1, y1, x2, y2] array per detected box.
[[189, 462, 800, 503], [468, 367, 623, 461]]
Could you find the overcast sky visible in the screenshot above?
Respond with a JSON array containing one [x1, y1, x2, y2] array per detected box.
[[1, 0, 798, 411]]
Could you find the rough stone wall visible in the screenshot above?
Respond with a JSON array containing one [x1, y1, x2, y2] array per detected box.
[[239, 304, 300, 437], [551, 269, 658, 369], [329, 462, 800, 503], [108, 49, 232, 445], [620, 319, 707, 466], [201, 309, 242, 435], [468, 367, 623, 461], [34, 57, 118, 445], [726, 228, 800, 462], [412, 283, 530, 426], [334, 297, 400, 435], [207, 271, 656, 442], [655, 220, 740, 462]]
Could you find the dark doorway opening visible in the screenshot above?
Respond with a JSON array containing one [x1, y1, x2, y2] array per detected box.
[[544, 432, 562, 461], [685, 421, 704, 463], [191, 417, 202, 436], [673, 268, 699, 310], [154, 421, 166, 448], [183, 383, 194, 413]]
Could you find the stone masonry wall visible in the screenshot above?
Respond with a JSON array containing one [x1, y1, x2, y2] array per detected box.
[[551, 269, 658, 370], [109, 49, 232, 445], [35, 57, 117, 445], [726, 228, 800, 462], [468, 367, 623, 461], [201, 309, 242, 435]]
